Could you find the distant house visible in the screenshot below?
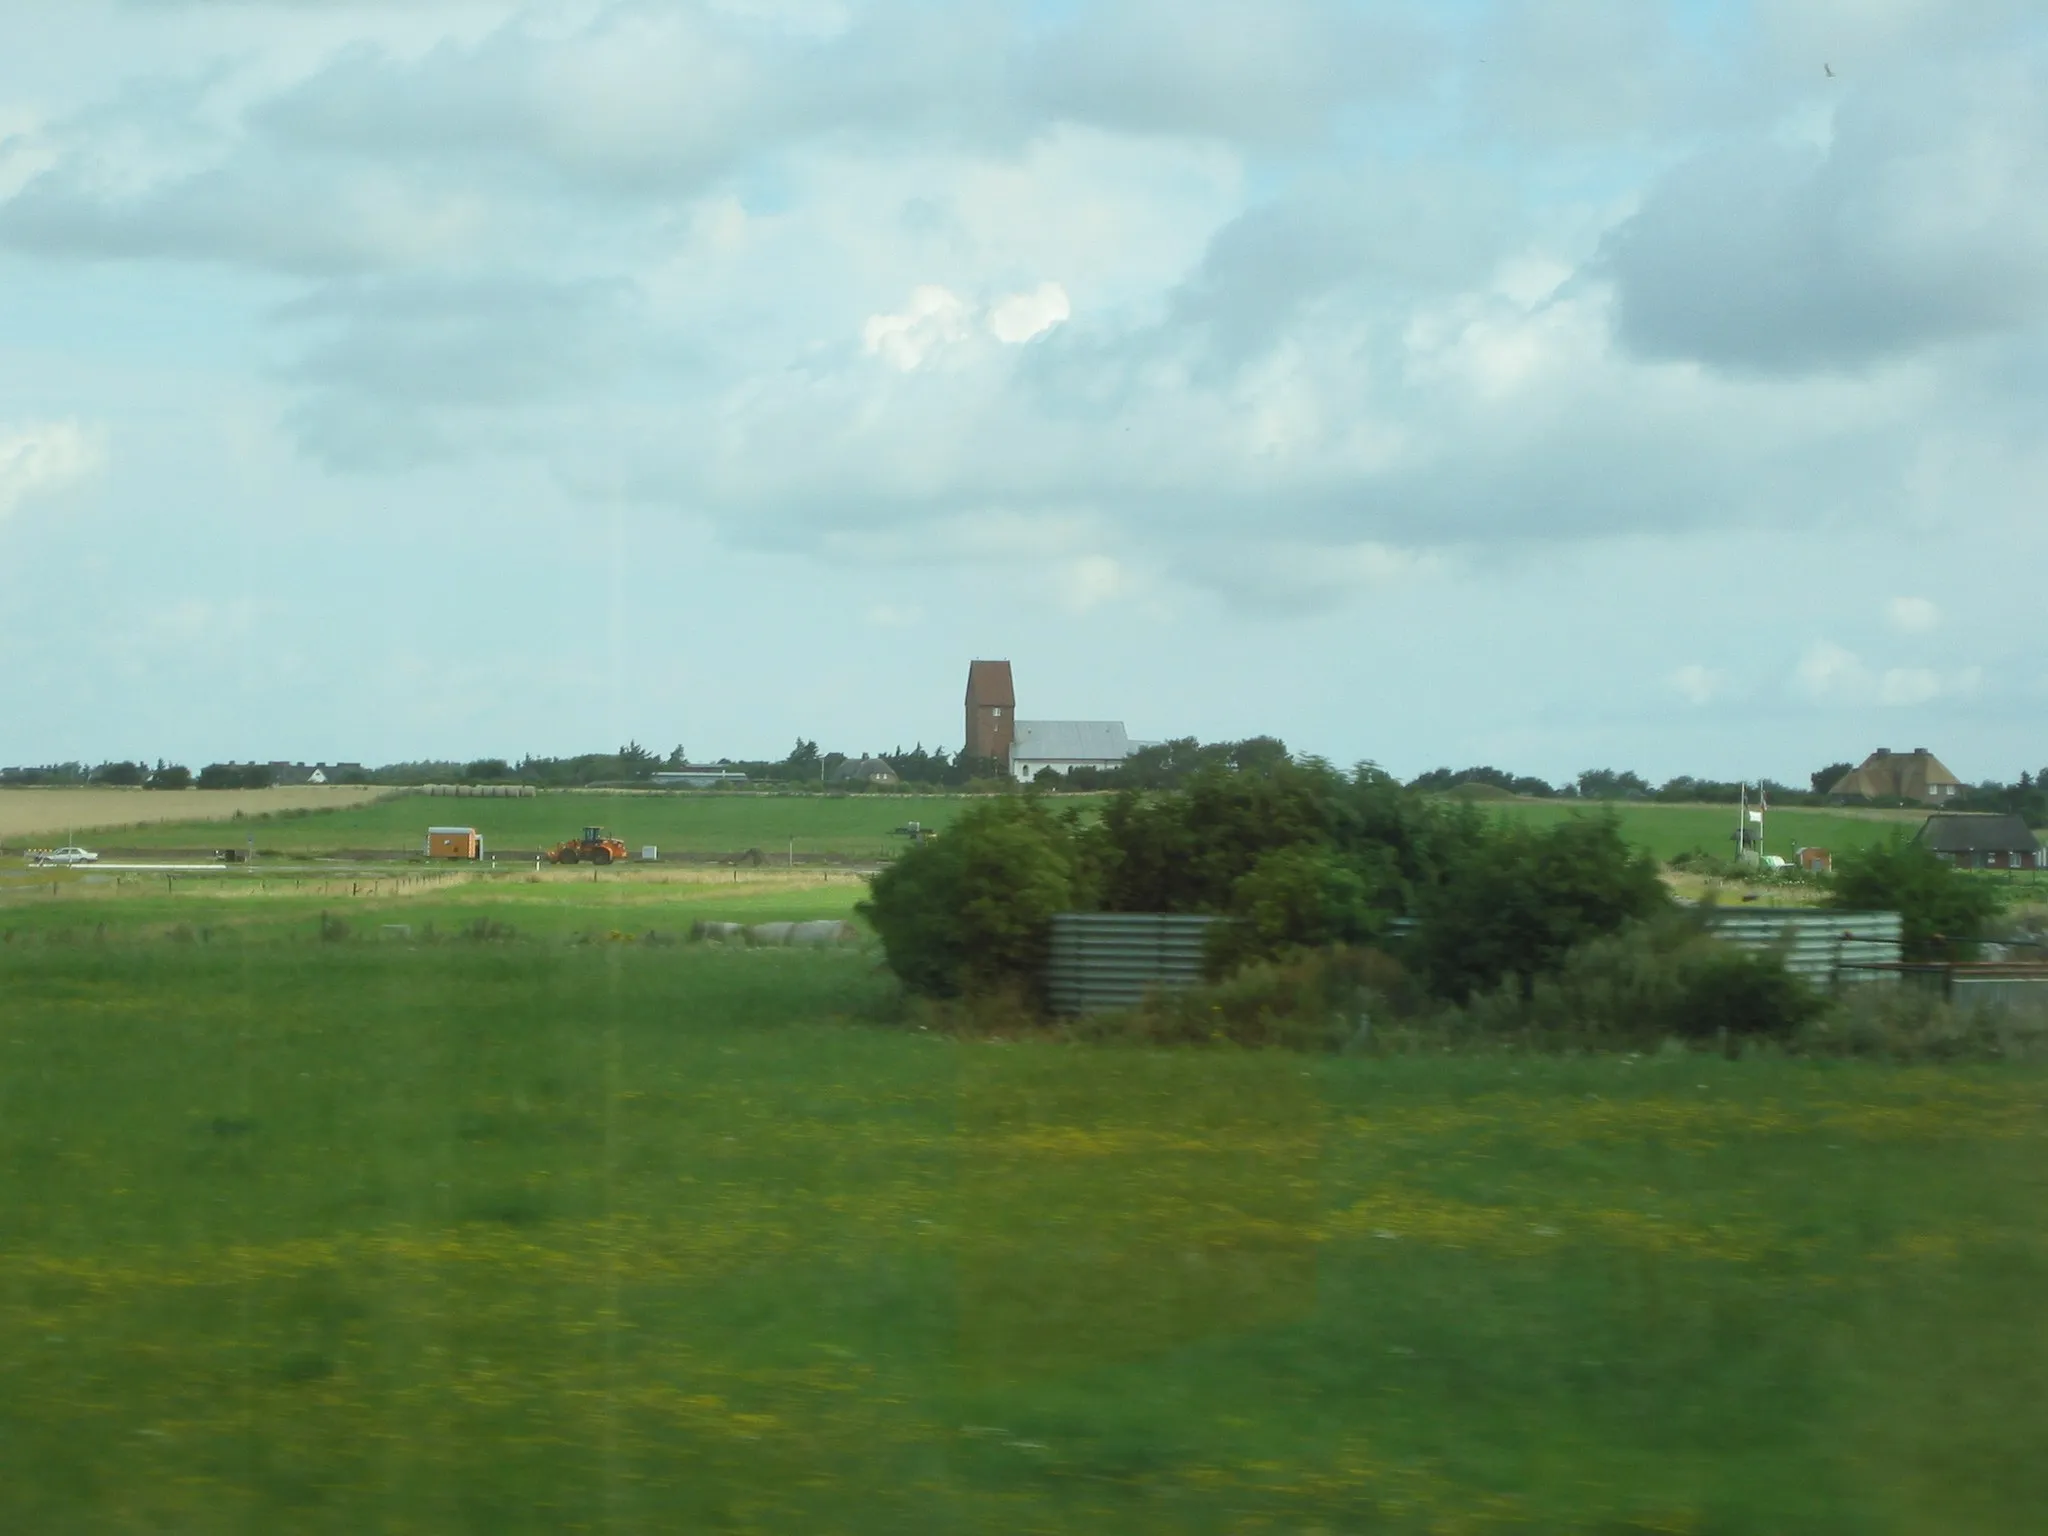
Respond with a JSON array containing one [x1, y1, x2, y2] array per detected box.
[[1914, 813, 2042, 871], [1010, 721, 1149, 779], [1828, 747, 1962, 804], [828, 756, 901, 787], [267, 762, 364, 786]]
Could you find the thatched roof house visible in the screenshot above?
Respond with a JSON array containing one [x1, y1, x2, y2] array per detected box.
[[1829, 748, 1962, 804]]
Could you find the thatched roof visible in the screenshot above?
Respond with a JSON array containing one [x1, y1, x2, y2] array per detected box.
[[1829, 748, 1961, 802]]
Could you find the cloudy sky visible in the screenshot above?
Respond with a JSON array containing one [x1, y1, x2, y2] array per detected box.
[[2, 0, 2043, 784]]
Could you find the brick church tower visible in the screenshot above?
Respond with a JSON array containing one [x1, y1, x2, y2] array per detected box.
[[964, 660, 1016, 765]]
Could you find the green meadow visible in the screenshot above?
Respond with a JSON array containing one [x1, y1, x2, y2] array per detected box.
[[77, 791, 977, 860], [3, 878, 2045, 1531], [1484, 798, 1929, 865], [36, 786, 1949, 875]]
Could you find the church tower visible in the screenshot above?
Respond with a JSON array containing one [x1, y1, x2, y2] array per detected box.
[[964, 660, 1016, 766]]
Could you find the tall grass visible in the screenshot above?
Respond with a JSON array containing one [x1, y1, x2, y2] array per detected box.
[[1, 926, 2044, 1529]]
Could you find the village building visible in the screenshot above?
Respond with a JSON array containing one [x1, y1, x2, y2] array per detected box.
[[964, 659, 1150, 780], [265, 762, 365, 785], [1010, 721, 1147, 779], [1828, 747, 1962, 804], [828, 756, 901, 787], [1914, 813, 2043, 871]]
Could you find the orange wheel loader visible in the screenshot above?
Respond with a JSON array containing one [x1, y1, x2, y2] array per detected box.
[[547, 826, 631, 866]]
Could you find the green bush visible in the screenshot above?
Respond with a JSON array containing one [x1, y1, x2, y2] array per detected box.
[[1827, 837, 2004, 959], [1075, 946, 1418, 1051], [1458, 917, 1826, 1047], [1798, 981, 2048, 1062], [1411, 813, 1669, 1002], [1085, 759, 1435, 921], [1663, 942, 1828, 1040], [859, 797, 1083, 1000], [1210, 843, 1399, 971]]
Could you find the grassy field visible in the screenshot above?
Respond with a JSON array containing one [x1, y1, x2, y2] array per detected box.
[[3, 882, 2045, 1531], [1485, 798, 1930, 864], [74, 791, 977, 860], [0, 866, 865, 945], [0, 787, 389, 844], [30, 787, 1956, 875]]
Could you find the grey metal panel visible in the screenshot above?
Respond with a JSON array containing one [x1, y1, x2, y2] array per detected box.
[[1701, 910, 1902, 985], [1046, 912, 1224, 1015], [1951, 976, 2048, 1013]]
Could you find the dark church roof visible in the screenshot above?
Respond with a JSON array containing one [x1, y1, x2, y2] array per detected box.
[[1914, 813, 2040, 855]]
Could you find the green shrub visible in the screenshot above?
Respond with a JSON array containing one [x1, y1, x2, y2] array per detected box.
[[1458, 917, 1826, 1047], [1411, 813, 1669, 1001], [859, 797, 1083, 1000], [1083, 760, 1433, 922], [1827, 837, 2005, 959], [1798, 981, 2048, 1062], [1076, 946, 1418, 1051], [1210, 843, 1399, 971], [1663, 942, 1829, 1040]]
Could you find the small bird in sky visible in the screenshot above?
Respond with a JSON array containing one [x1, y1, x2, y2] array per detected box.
[[1824, 63, 1835, 78]]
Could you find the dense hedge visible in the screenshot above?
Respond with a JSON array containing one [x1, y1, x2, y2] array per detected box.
[[860, 758, 1667, 1004]]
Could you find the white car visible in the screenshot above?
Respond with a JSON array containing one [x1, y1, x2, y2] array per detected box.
[[30, 847, 99, 866]]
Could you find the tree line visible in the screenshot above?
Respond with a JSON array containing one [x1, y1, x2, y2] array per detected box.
[[1413, 761, 2048, 816]]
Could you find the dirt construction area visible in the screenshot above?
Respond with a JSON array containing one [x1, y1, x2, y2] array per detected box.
[[0, 787, 390, 844]]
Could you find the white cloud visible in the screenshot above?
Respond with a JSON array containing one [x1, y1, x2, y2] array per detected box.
[[0, 420, 104, 519], [1795, 642, 1975, 707], [987, 281, 1071, 344], [862, 284, 973, 371], [1878, 667, 1941, 706], [1060, 553, 1128, 614], [1795, 640, 1870, 699], [1886, 595, 1940, 633], [1669, 664, 1728, 706]]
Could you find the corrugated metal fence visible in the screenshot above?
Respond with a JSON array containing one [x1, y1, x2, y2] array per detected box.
[[1948, 971, 2048, 1012], [1700, 910, 1902, 985], [1045, 908, 1910, 1012], [1046, 913, 1224, 1016]]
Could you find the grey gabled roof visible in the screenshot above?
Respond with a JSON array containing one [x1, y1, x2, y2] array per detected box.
[[1011, 720, 1134, 762], [1914, 813, 2040, 854], [827, 756, 899, 783]]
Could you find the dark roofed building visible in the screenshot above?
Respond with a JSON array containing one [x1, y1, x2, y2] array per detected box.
[[1914, 813, 2042, 870], [1829, 747, 1962, 804]]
